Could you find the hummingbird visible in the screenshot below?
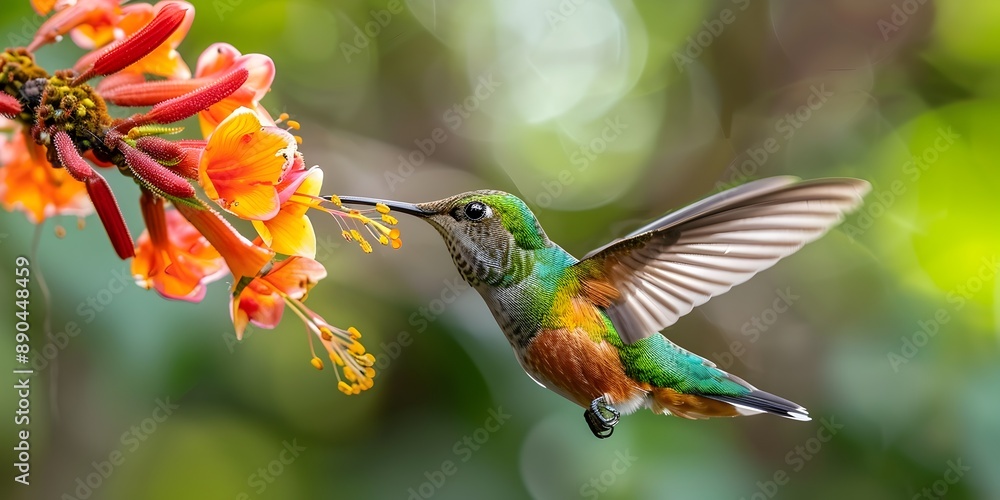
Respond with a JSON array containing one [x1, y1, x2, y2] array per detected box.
[[330, 176, 868, 438]]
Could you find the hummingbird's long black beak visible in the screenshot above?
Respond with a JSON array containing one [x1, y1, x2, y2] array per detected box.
[[324, 195, 432, 217]]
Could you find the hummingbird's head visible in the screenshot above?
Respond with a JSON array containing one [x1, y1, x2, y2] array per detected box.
[[334, 190, 551, 285]]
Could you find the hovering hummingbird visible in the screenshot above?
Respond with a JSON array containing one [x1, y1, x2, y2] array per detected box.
[[330, 176, 868, 438]]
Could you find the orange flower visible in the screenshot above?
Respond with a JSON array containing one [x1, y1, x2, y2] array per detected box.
[[198, 107, 297, 220], [29, 0, 122, 51], [132, 193, 226, 301], [252, 157, 322, 258], [231, 255, 325, 337], [194, 43, 275, 136], [230, 256, 376, 394], [73, 1, 194, 80], [172, 197, 274, 280], [0, 127, 91, 223]]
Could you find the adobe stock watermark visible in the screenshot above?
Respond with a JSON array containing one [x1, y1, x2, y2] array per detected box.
[[31, 261, 134, 373], [579, 449, 638, 499], [909, 458, 972, 500], [60, 398, 180, 500], [715, 84, 833, 192], [235, 439, 307, 499], [533, 115, 628, 208], [877, 0, 929, 41], [339, 0, 406, 62], [711, 287, 800, 371], [673, 0, 753, 73], [385, 74, 502, 192], [406, 406, 511, 499], [887, 255, 998, 372], [740, 416, 844, 500], [843, 126, 960, 238]]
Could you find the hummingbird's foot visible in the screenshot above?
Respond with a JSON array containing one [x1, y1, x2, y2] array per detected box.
[[584, 395, 620, 439]]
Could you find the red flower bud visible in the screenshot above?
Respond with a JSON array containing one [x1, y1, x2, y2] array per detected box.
[[86, 173, 135, 260], [72, 3, 188, 86], [139, 68, 248, 125], [0, 92, 22, 118], [52, 130, 96, 181], [119, 141, 196, 198]]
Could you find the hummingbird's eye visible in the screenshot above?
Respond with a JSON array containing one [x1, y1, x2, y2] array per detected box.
[[463, 201, 489, 221]]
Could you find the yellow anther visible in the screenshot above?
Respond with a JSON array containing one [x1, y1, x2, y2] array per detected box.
[[294, 135, 302, 145], [350, 229, 363, 242], [359, 378, 374, 390], [360, 240, 373, 253], [286, 120, 301, 130], [348, 341, 365, 355], [341, 230, 352, 241], [337, 381, 352, 394], [348, 327, 361, 339], [389, 228, 401, 240], [364, 367, 376, 379], [352, 384, 362, 394], [81, 98, 95, 108], [328, 195, 342, 206], [310, 357, 324, 370], [344, 367, 357, 382], [358, 353, 376, 366], [320, 328, 333, 341], [329, 351, 344, 366], [378, 234, 389, 246], [276, 112, 289, 123], [375, 203, 390, 214], [381, 214, 398, 225], [390, 238, 402, 249]]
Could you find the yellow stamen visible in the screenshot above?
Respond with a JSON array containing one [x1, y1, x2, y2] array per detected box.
[[375, 203, 390, 214], [344, 367, 357, 382], [310, 357, 324, 370], [337, 381, 352, 394], [381, 214, 398, 225], [389, 228, 401, 240], [378, 235, 389, 246], [341, 230, 352, 241], [364, 367, 376, 379], [348, 327, 361, 339], [329, 351, 344, 366], [359, 240, 372, 253], [390, 238, 402, 249], [286, 120, 301, 130]]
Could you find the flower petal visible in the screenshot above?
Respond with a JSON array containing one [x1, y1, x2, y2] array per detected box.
[[199, 107, 296, 220]]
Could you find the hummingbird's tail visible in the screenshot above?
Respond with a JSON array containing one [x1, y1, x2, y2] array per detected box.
[[702, 389, 811, 421], [646, 368, 811, 421]]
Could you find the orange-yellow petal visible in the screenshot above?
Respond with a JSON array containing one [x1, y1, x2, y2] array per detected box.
[[199, 107, 296, 220], [252, 168, 322, 258], [260, 256, 327, 300]]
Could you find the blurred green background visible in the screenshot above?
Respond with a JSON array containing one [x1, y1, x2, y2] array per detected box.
[[2, 0, 999, 498]]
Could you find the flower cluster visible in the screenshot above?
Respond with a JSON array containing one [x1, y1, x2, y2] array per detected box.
[[0, 0, 401, 394]]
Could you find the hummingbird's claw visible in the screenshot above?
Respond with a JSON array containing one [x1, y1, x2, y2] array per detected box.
[[585, 395, 620, 439]]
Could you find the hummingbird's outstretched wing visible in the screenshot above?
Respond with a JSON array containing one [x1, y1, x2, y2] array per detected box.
[[575, 177, 869, 344]]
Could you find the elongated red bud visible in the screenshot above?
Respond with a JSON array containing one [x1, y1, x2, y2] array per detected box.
[[139, 68, 248, 125], [135, 136, 184, 163], [53, 130, 96, 181], [99, 77, 203, 107], [0, 92, 22, 117], [86, 173, 135, 259], [71, 3, 188, 86], [119, 141, 195, 198]]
